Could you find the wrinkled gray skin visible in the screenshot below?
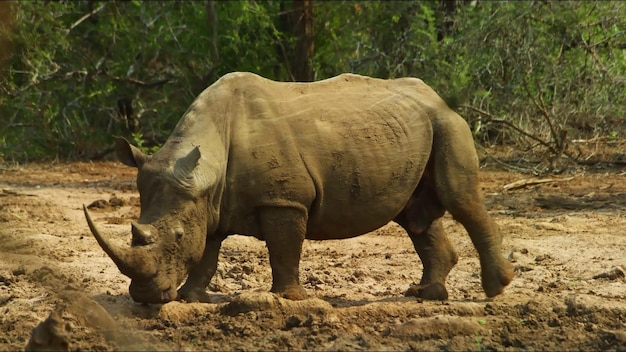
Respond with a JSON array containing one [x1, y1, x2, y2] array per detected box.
[[84, 72, 514, 304]]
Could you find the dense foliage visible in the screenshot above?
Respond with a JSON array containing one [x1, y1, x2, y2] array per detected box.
[[0, 1, 624, 162]]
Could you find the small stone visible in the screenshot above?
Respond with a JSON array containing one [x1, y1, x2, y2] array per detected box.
[[535, 222, 566, 231], [87, 199, 108, 209], [592, 267, 625, 280], [285, 315, 302, 329], [535, 254, 551, 263], [108, 197, 125, 207]]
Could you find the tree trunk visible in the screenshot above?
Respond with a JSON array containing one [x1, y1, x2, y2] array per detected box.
[[0, 1, 14, 81], [193, 1, 219, 94], [291, 0, 314, 81], [438, 0, 458, 41], [277, 0, 315, 82]]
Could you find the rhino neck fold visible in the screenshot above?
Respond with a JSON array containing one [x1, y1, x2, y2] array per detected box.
[[161, 95, 231, 235]]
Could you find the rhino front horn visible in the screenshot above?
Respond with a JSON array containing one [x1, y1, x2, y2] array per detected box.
[[83, 205, 157, 280]]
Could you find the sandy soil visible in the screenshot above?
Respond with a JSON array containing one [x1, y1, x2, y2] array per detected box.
[[0, 158, 625, 351]]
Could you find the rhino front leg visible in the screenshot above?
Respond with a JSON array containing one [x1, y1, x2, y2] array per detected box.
[[394, 186, 458, 300], [177, 236, 224, 303], [260, 206, 308, 300], [403, 218, 459, 300]]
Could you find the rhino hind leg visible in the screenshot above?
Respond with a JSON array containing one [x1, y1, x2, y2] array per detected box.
[[178, 236, 224, 303], [438, 195, 514, 297], [430, 115, 514, 297], [260, 206, 308, 300], [394, 181, 458, 300]]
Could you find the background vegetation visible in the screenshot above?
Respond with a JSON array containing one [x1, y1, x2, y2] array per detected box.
[[0, 1, 624, 170]]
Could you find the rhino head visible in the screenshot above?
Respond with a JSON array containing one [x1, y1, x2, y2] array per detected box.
[[84, 137, 214, 304]]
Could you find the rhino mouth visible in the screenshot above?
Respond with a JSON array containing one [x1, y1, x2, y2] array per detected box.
[[129, 280, 177, 304]]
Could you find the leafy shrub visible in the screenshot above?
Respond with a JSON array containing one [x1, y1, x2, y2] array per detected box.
[[0, 1, 624, 162]]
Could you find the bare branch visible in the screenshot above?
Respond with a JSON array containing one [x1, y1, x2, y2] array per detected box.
[[475, 143, 539, 174], [521, 76, 562, 149], [461, 105, 556, 152], [68, 4, 106, 32], [99, 71, 171, 87]]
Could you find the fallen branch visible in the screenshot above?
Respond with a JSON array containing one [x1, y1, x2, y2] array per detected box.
[[503, 176, 576, 192], [0, 189, 37, 197]]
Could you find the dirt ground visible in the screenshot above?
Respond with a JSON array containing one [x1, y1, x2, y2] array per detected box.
[[1, 150, 625, 351]]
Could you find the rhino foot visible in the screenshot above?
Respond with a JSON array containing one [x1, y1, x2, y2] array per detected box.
[[272, 285, 308, 301], [177, 287, 212, 303], [405, 282, 448, 300], [482, 259, 515, 298]]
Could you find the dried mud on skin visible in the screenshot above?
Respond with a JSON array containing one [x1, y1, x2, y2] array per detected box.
[[1, 161, 625, 351]]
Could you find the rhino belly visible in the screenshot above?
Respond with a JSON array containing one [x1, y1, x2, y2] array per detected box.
[[304, 152, 428, 240]]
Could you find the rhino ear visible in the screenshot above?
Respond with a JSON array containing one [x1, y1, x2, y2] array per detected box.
[[173, 146, 201, 182], [114, 136, 148, 169]]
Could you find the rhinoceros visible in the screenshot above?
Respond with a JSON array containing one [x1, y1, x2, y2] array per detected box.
[[84, 72, 514, 304]]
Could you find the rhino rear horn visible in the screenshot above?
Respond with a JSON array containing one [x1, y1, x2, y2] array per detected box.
[[174, 146, 201, 175], [172, 146, 203, 187], [83, 205, 157, 280]]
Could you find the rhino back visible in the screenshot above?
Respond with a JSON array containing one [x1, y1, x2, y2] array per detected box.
[[220, 73, 437, 238]]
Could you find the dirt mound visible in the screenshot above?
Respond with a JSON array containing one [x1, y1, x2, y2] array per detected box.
[[26, 289, 158, 351], [222, 291, 333, 316], [391, 315, 486, 339], [25, 290, 115, 351]]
